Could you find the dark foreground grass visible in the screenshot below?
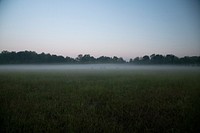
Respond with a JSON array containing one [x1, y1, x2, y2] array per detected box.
[[0, 69, 200, 133]]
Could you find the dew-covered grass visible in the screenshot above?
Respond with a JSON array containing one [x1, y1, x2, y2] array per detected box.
[[0, 67, 200, 132]]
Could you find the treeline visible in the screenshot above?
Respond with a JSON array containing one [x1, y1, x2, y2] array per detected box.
[[0, 51, 125, 64], [130, 54, 200, 65], [0, 50, 200, 65]]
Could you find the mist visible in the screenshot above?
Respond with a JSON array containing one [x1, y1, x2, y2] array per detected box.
[[0, 64, 199, 72]]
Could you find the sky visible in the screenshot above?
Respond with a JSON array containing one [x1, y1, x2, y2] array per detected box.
[[0, 0, 200, 59]]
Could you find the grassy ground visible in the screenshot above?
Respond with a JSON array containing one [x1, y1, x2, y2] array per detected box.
[[0, 69, 200, 133]]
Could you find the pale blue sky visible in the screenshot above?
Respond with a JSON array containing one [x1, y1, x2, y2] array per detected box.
[[0, 0, 199, 59]]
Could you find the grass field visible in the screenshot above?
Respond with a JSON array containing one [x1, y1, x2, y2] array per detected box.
[[0, 68, 200, 133]]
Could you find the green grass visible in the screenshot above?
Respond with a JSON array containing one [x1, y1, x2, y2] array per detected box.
[[0, 69, 200, 133]]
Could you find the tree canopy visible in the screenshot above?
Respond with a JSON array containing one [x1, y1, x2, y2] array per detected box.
[[129, 54, 200, 65], [0, 51, 126, 64], [0, 51, 199, 65]]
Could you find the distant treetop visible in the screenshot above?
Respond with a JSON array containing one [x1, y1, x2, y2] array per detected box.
[[0, 50, 199, 65]]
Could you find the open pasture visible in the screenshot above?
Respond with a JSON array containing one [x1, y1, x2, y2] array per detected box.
[[0, 65, 200, 132]]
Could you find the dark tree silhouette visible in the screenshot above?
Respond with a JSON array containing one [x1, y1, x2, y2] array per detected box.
[[96, 56, 112, 63], [0, 50, 199, 65], [141, 55, 150, 64], [130, 54, 200, 65], [131, 57, 140, 64]]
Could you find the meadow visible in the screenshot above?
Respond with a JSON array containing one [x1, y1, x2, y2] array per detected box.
[[0, 65, 200, 133]]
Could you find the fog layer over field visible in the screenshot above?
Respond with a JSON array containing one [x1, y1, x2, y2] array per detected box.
[[0, 64, 200, 132], [0, 64, 199, 72]]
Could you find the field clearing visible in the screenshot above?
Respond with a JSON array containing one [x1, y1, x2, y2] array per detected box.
[[0, 66, 200, 132]]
